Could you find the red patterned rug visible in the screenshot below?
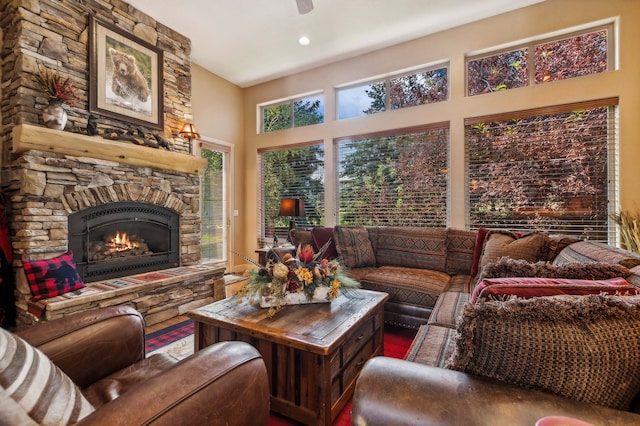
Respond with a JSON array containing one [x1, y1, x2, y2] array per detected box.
[[146, 322, 416, 425]]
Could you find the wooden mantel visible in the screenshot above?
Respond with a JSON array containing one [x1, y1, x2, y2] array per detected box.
[[12, 124, 208, 175]]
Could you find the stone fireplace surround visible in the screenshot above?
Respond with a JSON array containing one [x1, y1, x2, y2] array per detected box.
[[3, 124, 225, 327]]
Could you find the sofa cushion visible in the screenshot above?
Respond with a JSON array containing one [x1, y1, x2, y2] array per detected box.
[[428, 290, 470, 328], [0, 328, 94, 425], [334, 226, 376, 268], [360, 266, 448, 309], [311, 227, 337, 260], [477, 257, 632, 283], [405, 324, 457, 368], [478, 231, 547, 271], [445, 228, 476, 275], [23, 251, 85, 301], [470, 276, 637, 303], [447, 294, 640, 411], [553, 240, 640, 268], [373, 227, 447, 272]]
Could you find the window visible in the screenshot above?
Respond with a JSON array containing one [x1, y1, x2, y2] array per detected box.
[[261, 93, 324, 133], [535, 29, 608, 83], [259, 142, 325, 242], [467, 26, 611, 96], [201, 142, 229, 263], [465, 98, 618, 241], [468, 48, 528, 95], [337, 65, 448, 119], [335, 124, 449, 227]]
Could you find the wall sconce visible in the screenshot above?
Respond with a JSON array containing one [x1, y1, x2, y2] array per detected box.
[[179, 122, 200, 153], [278, 198, 305, 241]]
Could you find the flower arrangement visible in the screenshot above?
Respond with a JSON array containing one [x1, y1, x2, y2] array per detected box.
[[236, 243, 360, 318], [35, 64, 79, 107]]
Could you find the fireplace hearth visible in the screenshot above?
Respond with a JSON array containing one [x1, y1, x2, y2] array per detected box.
[[68, 202, 180, 282]]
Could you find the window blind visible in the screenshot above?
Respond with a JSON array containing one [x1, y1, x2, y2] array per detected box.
[[335, 123, 449, 228], [258, 142, 325, 242], [465, 98, 618, 242]]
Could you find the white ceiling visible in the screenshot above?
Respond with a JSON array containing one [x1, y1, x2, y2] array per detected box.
[[126, 0, 544, 88]]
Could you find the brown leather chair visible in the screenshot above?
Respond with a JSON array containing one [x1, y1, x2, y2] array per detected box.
[[9, 306, 270, 425]]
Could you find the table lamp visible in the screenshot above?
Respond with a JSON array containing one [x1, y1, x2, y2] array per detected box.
[[278, 198, 305, 241]]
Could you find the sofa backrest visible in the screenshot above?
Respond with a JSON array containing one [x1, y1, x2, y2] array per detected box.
[[445, 228, 477, 276], [367, 227, 448, 272], [554, 240, 640, 290]]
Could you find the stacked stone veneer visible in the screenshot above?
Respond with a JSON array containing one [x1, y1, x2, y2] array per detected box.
[[0, 0, 194, 163], [0, 1, 210, 326], [1, 148, 211, 326]]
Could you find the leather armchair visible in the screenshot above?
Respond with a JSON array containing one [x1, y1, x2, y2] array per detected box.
[[352, 357, 640, 426], [13, 306, 270, 426]]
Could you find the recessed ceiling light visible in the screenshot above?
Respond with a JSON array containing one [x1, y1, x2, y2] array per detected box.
[[298, 36, 310, 46]]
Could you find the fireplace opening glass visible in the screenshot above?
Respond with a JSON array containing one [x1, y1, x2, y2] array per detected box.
[[68, 202, 180, 282]]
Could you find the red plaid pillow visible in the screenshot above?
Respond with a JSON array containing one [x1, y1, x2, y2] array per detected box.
[[23, 251, 85, 301]]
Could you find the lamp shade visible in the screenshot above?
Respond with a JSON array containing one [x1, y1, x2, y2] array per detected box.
[[278, 198, 305, 217], [179, 122, 200, 141]]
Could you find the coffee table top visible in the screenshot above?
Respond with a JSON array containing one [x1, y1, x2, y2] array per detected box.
[[188, 289, 388, 355]]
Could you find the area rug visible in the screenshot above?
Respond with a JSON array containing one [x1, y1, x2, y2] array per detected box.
[[146, 321, 416, 425]]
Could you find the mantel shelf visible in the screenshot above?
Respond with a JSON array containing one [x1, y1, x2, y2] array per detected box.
[[12, 124, 207, 175]]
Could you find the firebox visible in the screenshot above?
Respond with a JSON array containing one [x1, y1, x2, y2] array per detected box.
[[68, 202, 180, 282]]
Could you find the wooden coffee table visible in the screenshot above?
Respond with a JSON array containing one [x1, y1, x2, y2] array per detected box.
[[188, 289, 388, 426]]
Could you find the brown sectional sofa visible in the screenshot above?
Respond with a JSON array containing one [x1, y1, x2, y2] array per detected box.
[[350, 230, 640, 424]]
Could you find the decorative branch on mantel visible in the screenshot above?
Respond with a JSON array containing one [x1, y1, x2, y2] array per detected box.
[[11, 124, 207, 175]]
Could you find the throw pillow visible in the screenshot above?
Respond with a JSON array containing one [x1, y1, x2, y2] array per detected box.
[[470, 276, 637, 303], [311, 227, 338, 259], [333, 226, 376, 268], [476, 257, 632, 283], [469, 228, 489, 278], [23, 251, 85, 301], [0, 328, 94, 425], [447, 294, 640, 410], [478, 231, 547, 270]]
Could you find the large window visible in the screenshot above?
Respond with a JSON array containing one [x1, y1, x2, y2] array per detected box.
[[466, 98, 618, 241], [261, 93, 324, 133], [335, 124, 449, 227], [259, 143, 325, 242], [337, 65, 448, 119], [467, 26, 610, 96]]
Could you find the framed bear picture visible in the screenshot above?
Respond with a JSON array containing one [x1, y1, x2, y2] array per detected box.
[[89, 15, 164, 130]]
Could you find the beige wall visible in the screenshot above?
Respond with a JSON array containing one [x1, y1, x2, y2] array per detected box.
[[198, 0, 640, 261], [191, 64, 248, 265]]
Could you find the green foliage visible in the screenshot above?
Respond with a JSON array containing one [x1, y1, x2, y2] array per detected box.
[[262, 144, 325, 238], [338, 129, 448, 227]]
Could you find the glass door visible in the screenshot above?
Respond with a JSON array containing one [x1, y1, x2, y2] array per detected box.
[[200, 142, 229, 264]]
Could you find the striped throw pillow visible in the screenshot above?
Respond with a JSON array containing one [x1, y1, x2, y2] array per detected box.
[[0, 328, 94, 425]]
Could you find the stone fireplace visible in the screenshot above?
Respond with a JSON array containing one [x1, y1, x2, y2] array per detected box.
[[68, 201, 181, 282], [3, 125, 224, 327]]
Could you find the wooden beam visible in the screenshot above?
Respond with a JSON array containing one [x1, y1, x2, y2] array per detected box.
[[12, 124, 208, 175]]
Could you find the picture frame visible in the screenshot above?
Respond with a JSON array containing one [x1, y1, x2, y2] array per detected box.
[[89, 15, 164, 130]]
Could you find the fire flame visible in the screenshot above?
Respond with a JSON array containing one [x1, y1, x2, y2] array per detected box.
[[107, 231, 139, 252]]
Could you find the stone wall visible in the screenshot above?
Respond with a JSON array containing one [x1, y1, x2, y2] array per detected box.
[[0, 0, 203, 327], [2, 148, 205, 325], [0, 0, 194, 164]]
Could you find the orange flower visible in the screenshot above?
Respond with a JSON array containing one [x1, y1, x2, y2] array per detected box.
[[298, 244, 315, 264]]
